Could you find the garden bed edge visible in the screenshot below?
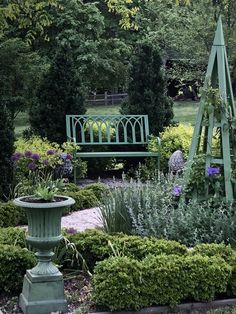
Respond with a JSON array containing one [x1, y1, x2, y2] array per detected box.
[[89, 298, 236, 314]]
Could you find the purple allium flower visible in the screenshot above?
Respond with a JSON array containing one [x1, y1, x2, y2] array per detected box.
[[25, 150, 33, 158], [47, 149, 55, 155], [43, 159, 49, 165], [207, 167, 220, 175], [66, 227, 77, 234], [11, 152, 22, 162], [31, 153, 40, 160], [28, 162, 37, 170], [66, 154, 73, 160], [172, 185, 182, 197]]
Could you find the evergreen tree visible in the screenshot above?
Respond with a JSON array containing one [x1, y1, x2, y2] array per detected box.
[[30, 48, 86, 144], [0, 105, 15, 200], [121, 42, 173, 135]]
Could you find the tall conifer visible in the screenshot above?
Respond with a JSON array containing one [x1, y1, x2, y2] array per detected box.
[[121, 42, 173, 135]]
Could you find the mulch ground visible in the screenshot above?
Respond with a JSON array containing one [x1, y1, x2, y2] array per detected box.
[[0, 273, 94, 314]]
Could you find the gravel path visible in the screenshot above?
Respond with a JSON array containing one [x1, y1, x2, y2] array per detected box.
[[61, 207, 103, 231]]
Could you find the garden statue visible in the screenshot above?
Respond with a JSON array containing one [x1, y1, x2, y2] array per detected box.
[[168, 150, 185, 174], [56, 152, 73, 179]]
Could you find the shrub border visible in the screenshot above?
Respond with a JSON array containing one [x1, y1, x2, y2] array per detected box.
[[89, 298, 236, 314]]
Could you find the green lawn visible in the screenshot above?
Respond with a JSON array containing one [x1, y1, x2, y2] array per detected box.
[[173, 101, 199, 125], [14, 101, 199, 137], [14, 111, 30, 138], [86, 104, 120, 115]]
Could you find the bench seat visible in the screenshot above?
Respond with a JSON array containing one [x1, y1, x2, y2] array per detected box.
[[77, 151, 160, 158]]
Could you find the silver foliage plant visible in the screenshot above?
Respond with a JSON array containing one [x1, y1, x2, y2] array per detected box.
[[99, 174, 236, 247], [99, 173, 181, 236]]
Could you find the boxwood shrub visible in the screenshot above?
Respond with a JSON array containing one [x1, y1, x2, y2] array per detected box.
[[64, 229, 188, 269], [62, 190, 98, 212], [190, 243, 236, 296], [92, 254, 232, 311], [0, 244, 36, 293], [92, 256, 144, 311], [0, 201, 27, 227], [0, 227, 26, 247], [62, 183, 108, 213], [82, 183, 108, 200]]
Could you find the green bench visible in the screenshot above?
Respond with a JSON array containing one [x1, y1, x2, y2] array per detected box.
[[66, 114, 161, 182]]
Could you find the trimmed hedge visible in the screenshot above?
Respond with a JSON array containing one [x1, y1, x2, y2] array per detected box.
[[0, 227, 26, 248], [0, 244, 36, 293], [62, 183, 108, 213], [62, 190, 98, 212], [82, 183, 108, 200], [93, 256, 144, 310], [92, 254, 232, 311], [190, 243, 236, 296], [0, 201, 27, 227], [65, 229, 188, 269]]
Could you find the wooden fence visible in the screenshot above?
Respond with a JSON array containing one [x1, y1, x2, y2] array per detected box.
[[86, 92, 128, 106]]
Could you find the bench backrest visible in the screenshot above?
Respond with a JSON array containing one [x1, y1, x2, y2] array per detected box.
[[66, 115, 150, 145]]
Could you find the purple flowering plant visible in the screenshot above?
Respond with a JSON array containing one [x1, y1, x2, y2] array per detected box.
[[207, 167, 220, 176], [11, 137, 82, 196], [172, 185, 182, 197], [11, 138, 79, 178]]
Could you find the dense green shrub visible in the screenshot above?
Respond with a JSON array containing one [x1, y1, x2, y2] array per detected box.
[[92, 253, 232, 311], [82, 183, 108, 200], [184, 254, 231, 301], [0, 244, 36, 293], [62, 190, 98, 212], [141, 254, 190, 306], [62, 183, 108, 213], [64, 183, 80, 193], [191, 243, 235, 261], [92, 256, 144, 310], [190, 243, 236, 296], [65, 229, 187, 270], [0, 227, 26, 247], [0, 201, 27, 227], [148, 123, 193, 172]]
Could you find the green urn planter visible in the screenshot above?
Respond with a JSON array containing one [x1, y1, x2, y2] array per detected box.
[[13, 195, 75, 314]]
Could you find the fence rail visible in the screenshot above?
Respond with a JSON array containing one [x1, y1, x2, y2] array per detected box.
[[86, 92, 128, 106]]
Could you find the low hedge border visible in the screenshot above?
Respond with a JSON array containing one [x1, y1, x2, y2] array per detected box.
[[0, 244, 36, 293], [64, 229, 188, 270], [92, 254, 232, 311]]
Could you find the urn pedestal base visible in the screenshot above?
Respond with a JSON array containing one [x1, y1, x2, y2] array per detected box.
[[19, 270, 67, 314]]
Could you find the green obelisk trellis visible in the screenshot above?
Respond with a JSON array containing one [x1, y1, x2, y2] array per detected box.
[[187, 16, 236, 201]]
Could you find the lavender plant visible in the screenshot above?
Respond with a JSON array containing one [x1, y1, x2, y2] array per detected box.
[[99, 174, 182, 235], [100, 174, 236, 247]]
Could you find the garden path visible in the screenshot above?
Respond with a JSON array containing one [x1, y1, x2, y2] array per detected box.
[[61, 207, 102, 231]]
